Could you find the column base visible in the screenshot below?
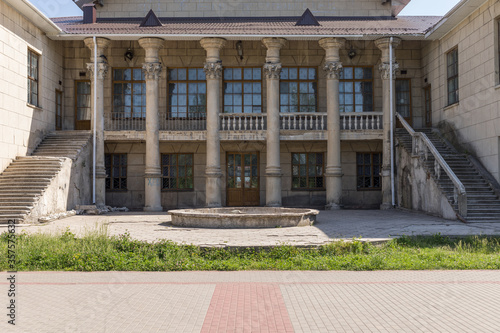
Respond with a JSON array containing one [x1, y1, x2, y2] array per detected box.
[[143, 206, 163, 212], [205, 169, 222, 208], [380, 203, 394, 210], [325, 203, 342, 210]]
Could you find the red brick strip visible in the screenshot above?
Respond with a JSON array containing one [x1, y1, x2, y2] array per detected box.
[[201, 283, 294, 333]]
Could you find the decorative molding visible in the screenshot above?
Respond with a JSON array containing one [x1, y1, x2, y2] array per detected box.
[[379, 61, 399, 80], [142, 62, 162, 80], [86, 62, 109, 80], [323, 61, 343, 79], [263, 62, 282, 79], [203, 61, 223, 79]]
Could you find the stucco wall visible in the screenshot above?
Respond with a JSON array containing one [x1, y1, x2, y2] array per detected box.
[[0, 0, 64, 173], [422, 0, 500, 181], [95, 0, 392, 18]]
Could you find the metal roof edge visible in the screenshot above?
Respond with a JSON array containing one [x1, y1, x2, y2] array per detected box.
[[4, 0, 63, 35], [425, 0, 490, 40]]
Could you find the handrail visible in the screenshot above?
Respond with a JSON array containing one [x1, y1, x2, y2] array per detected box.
[[396, 113, 467, 217]]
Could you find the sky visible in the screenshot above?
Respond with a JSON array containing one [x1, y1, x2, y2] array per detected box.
[[28, 0, 462, 19]]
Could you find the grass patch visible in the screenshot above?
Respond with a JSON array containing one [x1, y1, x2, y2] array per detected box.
[[1, 229, 500, 271]]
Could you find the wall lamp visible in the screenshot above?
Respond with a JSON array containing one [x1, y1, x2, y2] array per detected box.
[[124, 49, 134, 61], [236, 41, 243, 60]]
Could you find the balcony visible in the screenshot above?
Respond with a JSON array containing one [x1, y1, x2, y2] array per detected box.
[[104, 112, 383, 141]]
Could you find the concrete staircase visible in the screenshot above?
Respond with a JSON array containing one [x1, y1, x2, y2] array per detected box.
[[397, 128, 500, 223], [32, 131, 92, 159], [0, 131, 91, 224]]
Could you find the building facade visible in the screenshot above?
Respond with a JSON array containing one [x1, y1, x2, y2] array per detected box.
[[1, 0, 500, 220]]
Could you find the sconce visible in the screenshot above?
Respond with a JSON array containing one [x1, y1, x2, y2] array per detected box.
[[124, 49, 134, 62], [348, 48, 357, 59], [236, 41, 243, 60]]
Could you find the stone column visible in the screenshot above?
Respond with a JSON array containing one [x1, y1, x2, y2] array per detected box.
[[84, 37, 110, 207], [319, 37, 346, 210], [200, 38, 226, 207], [262, 38, 287, 207], [139, 38, 164, 212], [375, 37, 401, 210]]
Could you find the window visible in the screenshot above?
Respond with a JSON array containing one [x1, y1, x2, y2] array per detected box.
[[424, 85, 432, 127], [291, 153, 324, 189], [280, 67, 317, 113], [339, 67, 373, 112], [356, 153, 381, 190], [224, 68, 262, 113], [396, 79, 411, 119], [55, 90, 62, 130], [447, 48, 459, 105], [75, 81, 91, 130], [113, 68, 146, 118], [27, 50, 39, 106], [168, 68, 206, 119], [161, 154, 194, 190], [105, 154, 127, 190]]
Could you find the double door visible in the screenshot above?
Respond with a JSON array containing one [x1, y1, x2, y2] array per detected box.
[[226, 152, 259, 207]]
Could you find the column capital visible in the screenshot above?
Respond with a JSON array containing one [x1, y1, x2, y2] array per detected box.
[[86, 62, 109, 80], [262, 37, 287, 63], [200, 38, 226, 62], [375, 37, 401, 63], [263, 62, 282, 79], [379, 61, 400, 80], [204, 61, 223, 80], [138, 37, 164, 62], [319, 37, 346, 62], [142, 62, 162, 80], [83, 37, 111, 62], [323, 61, 343, 80], [374, 37, 402, 51]]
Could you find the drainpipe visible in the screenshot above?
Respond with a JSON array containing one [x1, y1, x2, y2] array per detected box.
[[92, 36, 97, 204], [389, 37, 395, 207]]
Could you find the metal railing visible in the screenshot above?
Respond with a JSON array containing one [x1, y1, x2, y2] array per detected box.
[[397, 113, 467, 217], [220, 113, 267, 131]]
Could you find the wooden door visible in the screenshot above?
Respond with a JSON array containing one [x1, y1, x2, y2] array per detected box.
[[75, 80, 91, 130], [424, 85, 432, 127], [227, 152, 259, 207]]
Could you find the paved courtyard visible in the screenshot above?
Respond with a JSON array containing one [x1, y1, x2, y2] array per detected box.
[[3, 209, 500, 246], [1, 270, 499, 333]]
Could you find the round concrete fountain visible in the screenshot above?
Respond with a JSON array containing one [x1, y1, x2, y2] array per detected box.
[[168, 207, 319, 228]]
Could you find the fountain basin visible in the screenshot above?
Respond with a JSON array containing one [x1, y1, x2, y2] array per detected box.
[[168, 207, 319, 228]]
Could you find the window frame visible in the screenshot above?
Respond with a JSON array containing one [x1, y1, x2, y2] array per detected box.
[[356, 152, 382, 191], [27, 49, 40, 107], [223, 67, 263, 114], [395, 78, 412, 121], [446, 48, 459, 106], [55, 89, 63, 130], [279, 66, 318, 113], [424, 85, 432, 127], [167, 67, 207, 119], [105, 154, 127, 191], [291, 152, 325, 191], [161, 153, 194, 191], [339, 66, 374, 113], [112, 67, 146, 119]]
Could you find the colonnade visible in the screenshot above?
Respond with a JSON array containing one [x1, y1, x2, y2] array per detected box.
[[83, 36, 400, 210]]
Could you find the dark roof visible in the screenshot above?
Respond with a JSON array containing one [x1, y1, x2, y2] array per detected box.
[[51, 15, 441, 37]]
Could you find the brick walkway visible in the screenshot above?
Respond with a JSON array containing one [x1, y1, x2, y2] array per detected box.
[[1, 271, 499, 332], [4, 209, 500, 247]]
